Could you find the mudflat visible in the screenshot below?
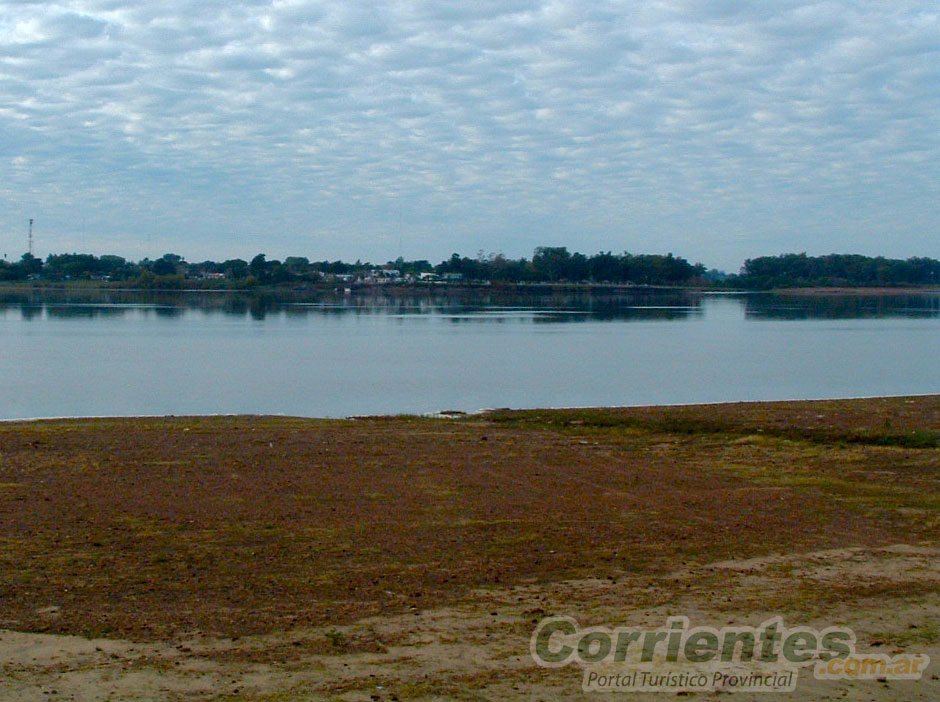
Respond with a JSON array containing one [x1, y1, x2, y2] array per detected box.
[[0, 396, 937, 700]]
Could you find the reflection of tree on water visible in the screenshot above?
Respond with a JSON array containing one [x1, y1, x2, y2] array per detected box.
[[44, 305, 130, 319], [17, 304, 42, 321], [5, 289, 938, 322], [743, 293, 940, 320], [0, 289, 707, 323]]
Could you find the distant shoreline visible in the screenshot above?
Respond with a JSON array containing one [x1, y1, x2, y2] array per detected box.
[[3, 280, 940, 295], [3, 393, 939, 425], [772, 286, 940, 295]]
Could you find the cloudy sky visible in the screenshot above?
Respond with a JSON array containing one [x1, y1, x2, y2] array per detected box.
[[1, 1, 937, 271]]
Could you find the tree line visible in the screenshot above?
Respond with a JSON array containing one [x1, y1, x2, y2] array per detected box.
[[0, 248, 937, 288], [728, 253, 940, 289], [0, 248, 708, 286]]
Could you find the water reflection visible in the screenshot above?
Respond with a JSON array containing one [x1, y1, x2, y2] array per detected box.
[[2, 287, 938, 421], [0, 289, 705, 322], [2, 288, 939, 322], [742, 293, 940, 320]]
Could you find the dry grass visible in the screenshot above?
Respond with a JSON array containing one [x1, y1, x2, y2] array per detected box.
[[0, 396, 937, 642]]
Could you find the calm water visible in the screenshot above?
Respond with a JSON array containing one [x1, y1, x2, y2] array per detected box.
[[1, 289, 938, 420]]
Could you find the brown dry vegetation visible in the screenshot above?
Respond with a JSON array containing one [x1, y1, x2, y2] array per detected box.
[[0, 396, 937, 646]]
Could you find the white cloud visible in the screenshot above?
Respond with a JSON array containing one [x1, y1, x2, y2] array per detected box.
[[0, 1, 937, 268]]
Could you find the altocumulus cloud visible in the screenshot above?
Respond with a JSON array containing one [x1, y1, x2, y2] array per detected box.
[[0, 0, 937, 269]]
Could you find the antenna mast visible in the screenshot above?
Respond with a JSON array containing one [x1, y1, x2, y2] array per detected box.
[[28, 218, 33, 256]]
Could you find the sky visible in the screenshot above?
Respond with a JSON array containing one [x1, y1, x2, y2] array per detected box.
[[0, 1, 937, 272]]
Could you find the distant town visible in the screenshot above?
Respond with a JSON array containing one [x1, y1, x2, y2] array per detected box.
[[1, 248, 938, 290]]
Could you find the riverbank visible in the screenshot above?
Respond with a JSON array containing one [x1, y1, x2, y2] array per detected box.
[[773, 286, 940, 295], [0, 396, 938, 700], [4, 280, 940, 300]]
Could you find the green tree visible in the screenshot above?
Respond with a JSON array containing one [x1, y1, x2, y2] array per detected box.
[[249, 254, 267, 280], [21, 252, 43, 276], [532, 247, 571, 281]]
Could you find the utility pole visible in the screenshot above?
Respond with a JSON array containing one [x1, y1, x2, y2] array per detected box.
[[28, 218, 33, 256]]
